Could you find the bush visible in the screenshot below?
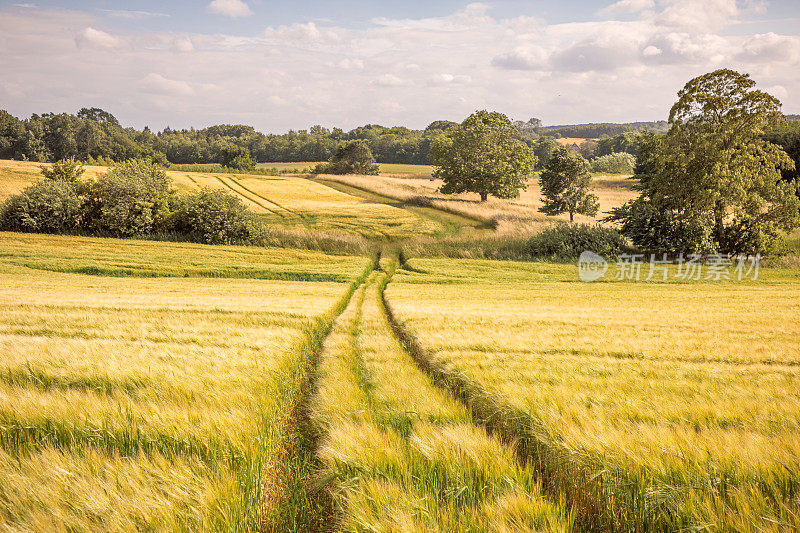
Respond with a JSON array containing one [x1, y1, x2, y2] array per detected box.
[[522, 224, 628, 259], [589, 152, 636, 174], [0, 180, 81, 233], [82, 159, 175, 236], [175, 188, 266, 245], [313, 140, 379, 175], [41, 157, 85, 182]]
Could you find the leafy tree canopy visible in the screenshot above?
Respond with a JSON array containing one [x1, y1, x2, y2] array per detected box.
[[539, 146, 599, 222], [608, 69, 800, 255], [431, 110, 537, 202]]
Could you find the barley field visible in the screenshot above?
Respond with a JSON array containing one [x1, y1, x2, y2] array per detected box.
[[384, 258, 800, 531], [0, 232, 369, 530], [2, 157, 800, 531]]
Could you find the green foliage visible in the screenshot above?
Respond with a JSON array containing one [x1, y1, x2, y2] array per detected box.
[[432, 110, 537, 202], [608, 69, 800, 255], [531, 136, 560, 170], [175, 188, 266, 245], [220, 146, 256, 170], [524, 224, 627, 260], [40, 157, 85, 182], [765, 119, 800, 183], [595, 132, 639, 157], [540, 121, 669, 138], [313, 140, 379, 175], [589, 152, 636, 174], [539, 146, 599, 222], [0, 180, 81, 234], [82, 159, 174, 236]]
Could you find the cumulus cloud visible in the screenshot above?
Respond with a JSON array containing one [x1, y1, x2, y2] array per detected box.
[[371, 74, 406, 87], [138, 73, 195, 96], [206, 0, 252, 18], [656, 0, 739, 32], [75, 27, 120, 48], [1, 2, 798, 133], [599, 0, 655, 16]]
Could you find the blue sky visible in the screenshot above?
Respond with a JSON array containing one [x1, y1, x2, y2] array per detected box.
[[1, 0, 799, 132]]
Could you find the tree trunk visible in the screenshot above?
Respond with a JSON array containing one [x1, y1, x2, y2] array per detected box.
[[480, 192, 488, 202], [714, 200, 726, 248], [570, 211, 574, 222]]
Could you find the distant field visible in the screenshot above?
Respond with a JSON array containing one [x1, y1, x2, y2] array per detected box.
[[320, 173, 637, 230], [0, 160, 447, 240], [0, 232, 369, 530], [554, 137, 592, 146], [386, 258, 800, 531]]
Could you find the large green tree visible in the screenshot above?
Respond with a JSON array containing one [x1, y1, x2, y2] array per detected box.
[[609, 69, 800, 254], [539, 146, 599, 222], [431, 111, 536, 202]]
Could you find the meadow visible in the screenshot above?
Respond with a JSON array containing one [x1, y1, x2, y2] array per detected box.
[[0, 157, 799, 532]]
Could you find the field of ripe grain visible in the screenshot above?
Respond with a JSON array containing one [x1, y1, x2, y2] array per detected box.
[[0, 232, 369, 530], [310, 261, 570, 531], [384, 259, 800, 531], [0, 160, 447, 240], [319, 173, 637, 230]]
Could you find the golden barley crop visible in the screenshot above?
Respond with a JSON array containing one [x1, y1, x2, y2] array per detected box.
[[384, 258, 800, 531], [310, 263, 570, 531], [0, 232, 369, 530]]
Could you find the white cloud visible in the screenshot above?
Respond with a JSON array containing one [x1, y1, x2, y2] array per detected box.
[[75, 27, 121, 49], [371, 74, 406, 87], [337, 58, 364, 70], [138, 73, 195, 96], [171, 37, 195, 53], [1, 3, 799, 133], [101, 10, 168, 19], [642, 45, 662, 56], [738, 33, 800, 63], [206, 0, 252, 18], [599, 0, 655, 16], [656, 0, 739, 32]]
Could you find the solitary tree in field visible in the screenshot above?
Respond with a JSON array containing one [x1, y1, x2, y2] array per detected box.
[[539, 146, 599, 222], [607, 69, 800, 254], [431, 110, 537, 202]]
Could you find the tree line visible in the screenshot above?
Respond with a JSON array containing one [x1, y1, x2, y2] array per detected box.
[[0, 109, 453, 167]]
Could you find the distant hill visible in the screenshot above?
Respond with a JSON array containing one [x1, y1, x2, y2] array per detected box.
[[540, 121, 669, 138], [787, 114, 800, 121]]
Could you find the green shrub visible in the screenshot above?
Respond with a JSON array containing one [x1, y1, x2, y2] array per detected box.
[[523, 224, 628, 259], [82, 159, 175, 236], [589, 152, 636, 174], [175, 188, 266, 245], [41, 157, 85, 182], [0, 180, 81, 233], [313, 140, 379, 175]]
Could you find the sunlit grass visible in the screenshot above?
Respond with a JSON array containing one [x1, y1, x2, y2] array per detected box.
[[310, 267, 571, 531], [0, 232, 368, 530], [385, 258, 800, 531], [319, 172, 637, 229]]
